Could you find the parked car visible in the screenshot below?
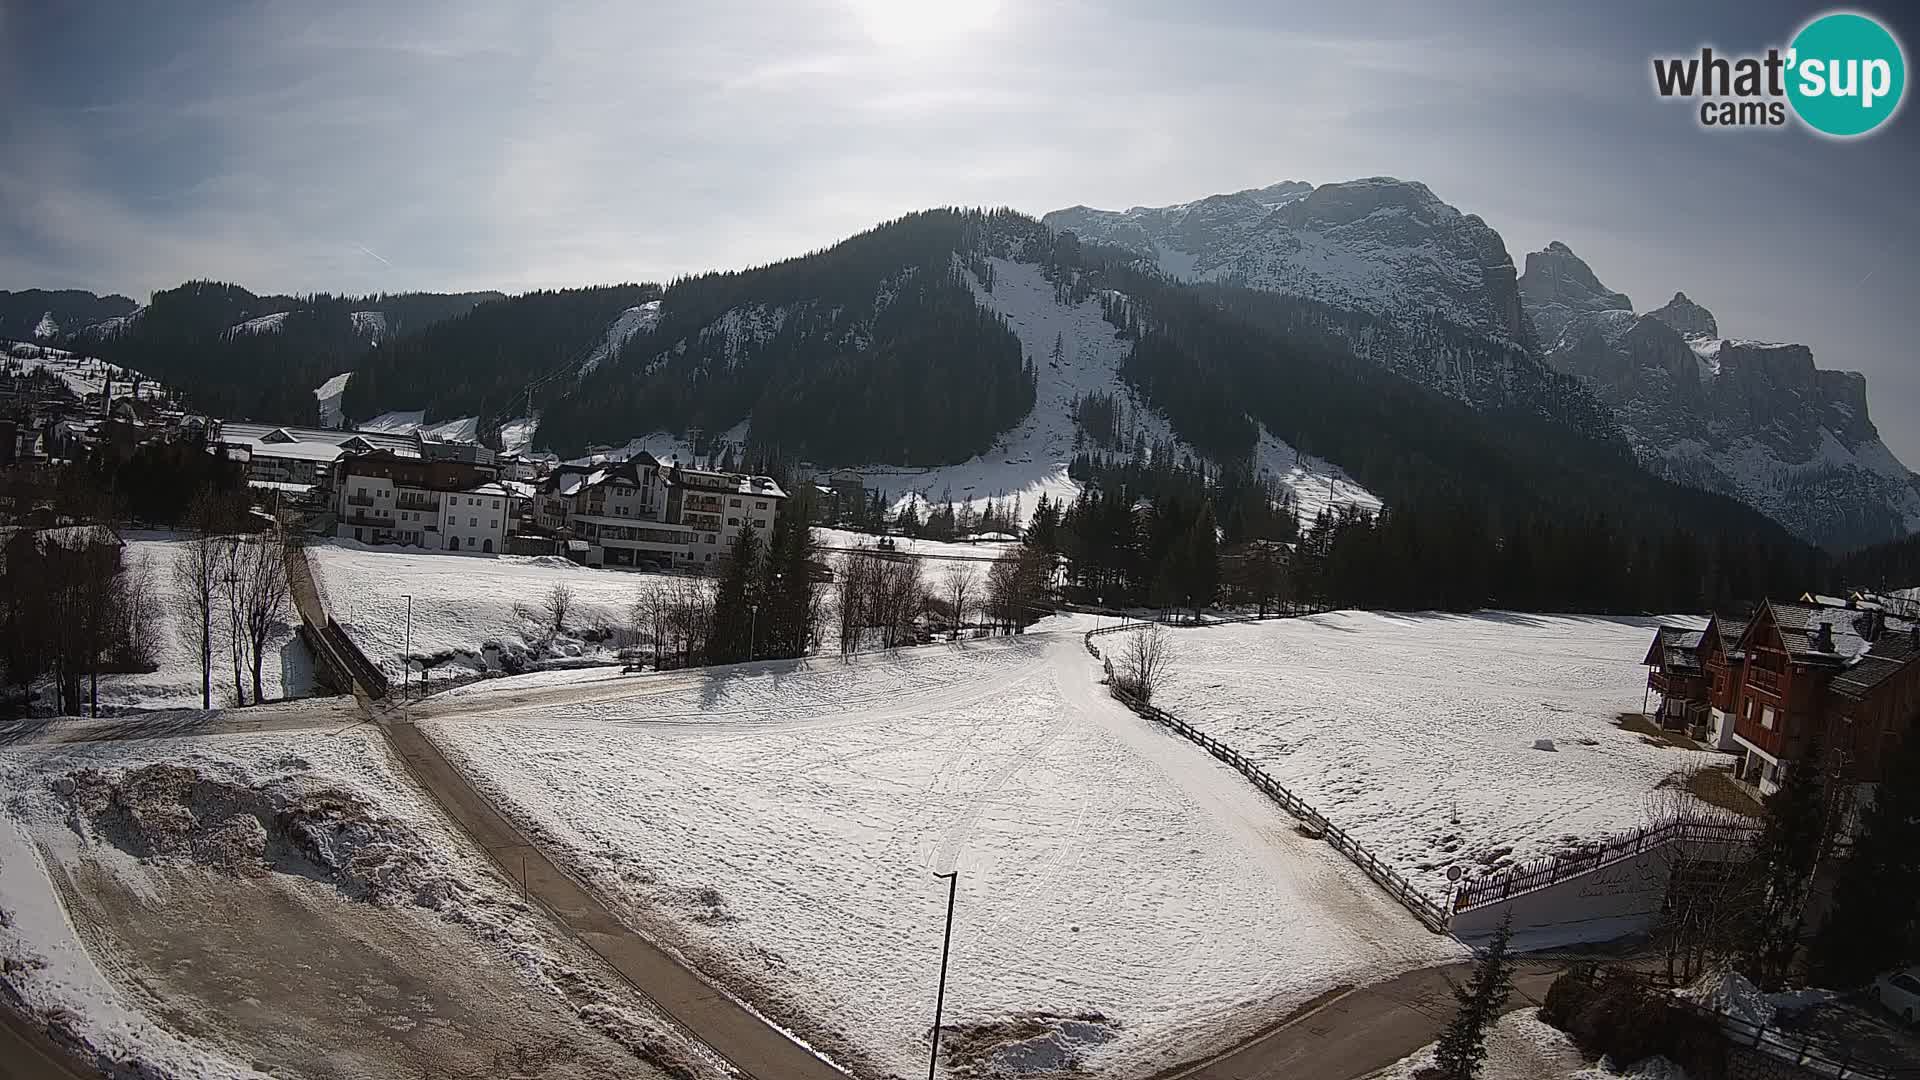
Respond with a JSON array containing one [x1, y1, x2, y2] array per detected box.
[[1871, 967, 1920, 1024]]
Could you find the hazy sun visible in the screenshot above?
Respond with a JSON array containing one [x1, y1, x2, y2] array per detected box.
[[847, 0, 1003, 48]]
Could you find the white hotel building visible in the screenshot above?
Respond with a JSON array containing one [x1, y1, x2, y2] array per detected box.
[[536, 453, 786, 569]]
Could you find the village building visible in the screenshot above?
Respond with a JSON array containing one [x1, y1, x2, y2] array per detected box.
[[1645, 598, 1920, 801], [533, 453, 786, 569], [331, 449, 506, 553]]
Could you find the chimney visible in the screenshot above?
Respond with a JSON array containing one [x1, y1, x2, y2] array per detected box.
[[1814, 622, 1834, 652]]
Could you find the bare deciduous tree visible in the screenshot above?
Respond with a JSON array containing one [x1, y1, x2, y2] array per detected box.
[[942, 564, 976, 641], [545, 583, 575, 634], [1641, 768, 1765, 985], [171, 494, 225, 709], [1115, 624, 1175, 704], [228, 535, 291, 704]]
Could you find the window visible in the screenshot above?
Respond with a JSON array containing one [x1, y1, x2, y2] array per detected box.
[[1744, 698, 1754, 719], [470, 517, 478, 527], [756, 500, 767, 510], [1894, 974, 1920, 994], [729, 498, 742, 507], [357, 486, 366, 496], [1761, 705, 1776, 730], [727, 517, 740, 526], [447, 515, 456, 525], [492, 499, 500, 509], [489, 519, 497, 529]]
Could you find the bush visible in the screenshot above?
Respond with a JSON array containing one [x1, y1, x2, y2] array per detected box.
[[1541, 968, 1726, 1079]]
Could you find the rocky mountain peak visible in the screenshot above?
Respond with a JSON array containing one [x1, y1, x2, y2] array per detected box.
[[1647, 291, 1718, 340], [1518, 241, 1633, 344]]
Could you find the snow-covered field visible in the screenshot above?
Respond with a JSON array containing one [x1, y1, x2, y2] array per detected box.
[[419, 633, 1461, 1078], [0, 728, 721, 1079], [76, 534, 313, 714], [310, 540, 667, 680], [1117, 612, 1717, 901], [814, 526, 1023, 588], [1369, 1010, 1687, 1080]]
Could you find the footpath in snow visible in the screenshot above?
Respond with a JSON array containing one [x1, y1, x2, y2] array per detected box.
[[418, 633, 1461, 1079], [1117, 611, 1719, 903]]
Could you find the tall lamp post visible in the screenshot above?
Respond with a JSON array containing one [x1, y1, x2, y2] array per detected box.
[[749, 602, 759, 660], [401, 593, 414, 705], [928, 870, 958, 1080]]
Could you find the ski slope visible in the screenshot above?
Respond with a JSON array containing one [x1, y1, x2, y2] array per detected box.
[[836, 257, 1375, 527], [420, 633, 1460, 1078], [313, 372, 351, 429], [1116, 612, 1718, 902]]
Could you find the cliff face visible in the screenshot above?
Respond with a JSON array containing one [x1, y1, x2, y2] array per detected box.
[[1523, 247, 1920, 549], [1045, 178, 1622, 433]]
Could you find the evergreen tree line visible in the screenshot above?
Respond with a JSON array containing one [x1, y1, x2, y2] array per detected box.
[[82, 282, 497, 423], [0, 288, 137, 341], [544, 209, 1040, 464], [342, 285, 653, 433], [1288, 501, 1816, 615], [701, 492, 823, 664]]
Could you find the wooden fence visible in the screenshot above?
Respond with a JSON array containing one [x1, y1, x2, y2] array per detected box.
[[1084, 622, 1451, 932], [1453, 818, 1758, 913]]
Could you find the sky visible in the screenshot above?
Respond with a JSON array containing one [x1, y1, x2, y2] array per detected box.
[[3, 0, 1918, 458]]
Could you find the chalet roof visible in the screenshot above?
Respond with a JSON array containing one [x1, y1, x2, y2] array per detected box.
[[1643, 625, 1704, 669], [1829, 629, 1920, 702], [1712, 616, 1750, 657], [1757, 600, 1913, 666]]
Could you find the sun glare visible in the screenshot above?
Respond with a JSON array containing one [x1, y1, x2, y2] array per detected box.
[[847, 0, 1002, 48]]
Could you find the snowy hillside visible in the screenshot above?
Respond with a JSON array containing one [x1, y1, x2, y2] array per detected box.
[[579, 300, 662, 376], [313, 371, 351, 428], [840, 256, 1374, 526], [224, 311, 291, 337], [4, 342, 167, 402], [348, 309, 386, 344]]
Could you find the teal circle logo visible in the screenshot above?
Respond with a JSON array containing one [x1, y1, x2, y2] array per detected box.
[[1787, 12, 1906, 137]]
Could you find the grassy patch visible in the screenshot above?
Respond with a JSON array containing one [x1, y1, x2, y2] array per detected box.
[[1616, 712, 1702, 750], [1659, 765, 1763, 818]]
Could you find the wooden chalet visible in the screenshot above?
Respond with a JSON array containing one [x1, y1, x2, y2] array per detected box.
[[1720, 600, 1915, 798]]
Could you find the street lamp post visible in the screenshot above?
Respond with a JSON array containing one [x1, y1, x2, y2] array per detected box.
[[928, 870, 958, 1080], [401, 594, 413, 704], [749, 603, 759, 660]]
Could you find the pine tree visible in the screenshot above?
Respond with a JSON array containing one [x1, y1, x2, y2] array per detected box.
[[1743, 740, 1830, 989], [707, 528, 763, 663], [1811, 736, 1920, 986], [1431, 915, 1515, 1080]]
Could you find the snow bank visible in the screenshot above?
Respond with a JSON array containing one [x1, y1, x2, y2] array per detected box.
[[424, 634, 1460, 1078], [312, 372, 351, 429], [1120, 612, 1719, 900], [0, 728, 727, 1080], [1369, 1010, 1689, 1080]]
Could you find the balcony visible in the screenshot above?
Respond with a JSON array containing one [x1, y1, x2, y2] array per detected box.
[[346, 493, 376, 507], [397, 496, 440, 512], [1748, 666, 1783, 696]]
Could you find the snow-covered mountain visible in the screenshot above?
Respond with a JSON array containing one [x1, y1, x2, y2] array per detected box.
[[1043, 179, 1624, 435], [1047, 178, 1532, 346], [1521, 242, 1920, 549]]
